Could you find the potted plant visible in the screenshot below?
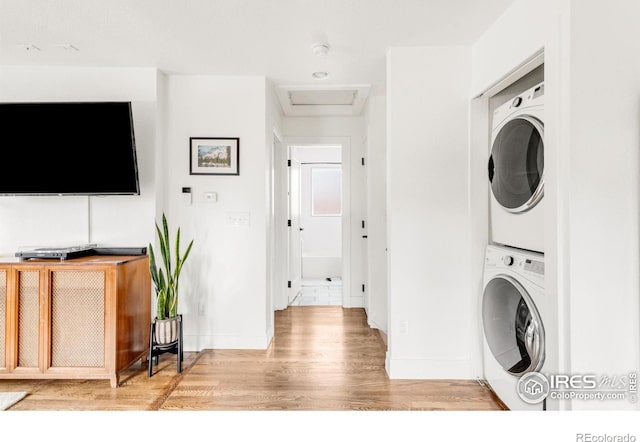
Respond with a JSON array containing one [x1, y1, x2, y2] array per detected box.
[[149, 213, 194, 345]]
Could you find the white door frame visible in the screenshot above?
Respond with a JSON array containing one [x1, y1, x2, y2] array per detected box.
[[288, 153, 302, 304], [275, 136, 351, 309], [267, 129, 283, 333]]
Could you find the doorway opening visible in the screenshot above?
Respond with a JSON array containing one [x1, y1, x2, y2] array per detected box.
[[288, 144, 343, 306]]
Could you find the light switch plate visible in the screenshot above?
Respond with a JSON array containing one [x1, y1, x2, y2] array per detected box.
[[204, 192, 217, 202]]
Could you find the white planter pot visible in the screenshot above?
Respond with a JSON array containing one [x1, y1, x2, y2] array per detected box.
[[154, 316, 180, 345]]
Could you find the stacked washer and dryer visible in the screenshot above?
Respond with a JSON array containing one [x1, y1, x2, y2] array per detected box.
[[481, 81, 548, 410]]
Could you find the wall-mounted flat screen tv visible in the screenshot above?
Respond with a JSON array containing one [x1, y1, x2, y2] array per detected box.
[[0, 101, 140, 195]]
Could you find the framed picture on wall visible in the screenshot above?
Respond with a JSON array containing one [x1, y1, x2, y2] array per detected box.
[[189, 137, 240, 175]]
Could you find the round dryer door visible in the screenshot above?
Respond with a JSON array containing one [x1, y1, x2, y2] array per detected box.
[[488, 116, 544, 212], [482, 275, 545, 376]]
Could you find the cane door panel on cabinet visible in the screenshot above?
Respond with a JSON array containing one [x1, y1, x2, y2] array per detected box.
[[0, 255, 150, 387], [16, 269, 41, 371], [0, 269, 5, 370], [49, 270, 105, 368]]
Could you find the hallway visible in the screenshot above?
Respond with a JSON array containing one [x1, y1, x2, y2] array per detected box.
[[289, 279, 343, 306]]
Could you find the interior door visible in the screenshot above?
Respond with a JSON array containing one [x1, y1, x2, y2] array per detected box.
[[288, 154, 302, 304]]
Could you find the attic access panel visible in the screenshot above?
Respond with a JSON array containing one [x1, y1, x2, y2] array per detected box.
[[289, 89, 357, 106], [276, 85, 371, 116]]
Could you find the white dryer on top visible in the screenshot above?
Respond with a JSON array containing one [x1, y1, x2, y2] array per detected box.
[[489, 82, 545, 253]]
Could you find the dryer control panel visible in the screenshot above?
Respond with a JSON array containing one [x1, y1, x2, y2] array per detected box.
[[492, 81, 544, 130], [524, 258, 544, 276]]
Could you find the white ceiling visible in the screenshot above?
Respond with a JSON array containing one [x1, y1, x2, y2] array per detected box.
[[0, 0, 514, 97]]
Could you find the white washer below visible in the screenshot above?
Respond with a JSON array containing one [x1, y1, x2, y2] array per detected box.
[[481, 244, 546, 410]]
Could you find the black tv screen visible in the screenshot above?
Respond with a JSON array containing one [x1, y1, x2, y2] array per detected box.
[[0, 101, 140, 195]]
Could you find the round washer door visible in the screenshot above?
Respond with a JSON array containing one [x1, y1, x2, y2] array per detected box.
[[482, 274, 545, 376], [488, 115, 544, 212]]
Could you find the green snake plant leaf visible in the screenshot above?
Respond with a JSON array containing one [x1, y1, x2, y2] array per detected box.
[[149, 213, 194, 320]]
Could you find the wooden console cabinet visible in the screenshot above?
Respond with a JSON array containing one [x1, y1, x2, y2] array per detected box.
[[0, 255, 150, 387]]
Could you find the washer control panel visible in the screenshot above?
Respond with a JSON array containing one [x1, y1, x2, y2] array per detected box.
[[485, 245, 545, 287]]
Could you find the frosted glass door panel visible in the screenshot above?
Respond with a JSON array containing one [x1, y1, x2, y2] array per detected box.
[[311, 168, 342, 216]]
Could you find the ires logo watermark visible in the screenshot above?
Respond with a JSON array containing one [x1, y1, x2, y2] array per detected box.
[[517, 372, 550, 404], [516, 371, 637, 404]]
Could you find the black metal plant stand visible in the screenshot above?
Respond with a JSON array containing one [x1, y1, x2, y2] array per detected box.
[[148, 314, 183, 377]]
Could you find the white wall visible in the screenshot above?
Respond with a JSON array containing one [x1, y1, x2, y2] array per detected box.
[[470, 0, 549, 97], [386, 46, 473, 378], [265, 79, 283, 344], [468, 93, 490, 379], [0, 66, 157, 255], [163, 75, 271, 350], [564, 0, 640, 411], [293, 146, 341, 163], [365, 96, 388, 333], [283, 116, 367, 307]]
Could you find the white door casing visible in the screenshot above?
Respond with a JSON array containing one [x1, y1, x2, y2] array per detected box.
[[288, 154, 302, 304], [280, 137, 353, 308]]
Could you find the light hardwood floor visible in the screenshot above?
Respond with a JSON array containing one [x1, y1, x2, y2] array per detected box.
[[2, 306, 504, 411]]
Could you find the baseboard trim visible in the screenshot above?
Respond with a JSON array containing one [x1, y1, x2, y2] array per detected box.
[[373, 328, 387, 350], [386, 357, 472, 379], [477, 378, 509, 410]]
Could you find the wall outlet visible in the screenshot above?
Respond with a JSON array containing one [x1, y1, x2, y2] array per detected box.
[[198, 301, 206, 316], [227, 212, 250, 226], [399, 320, 409, 336]]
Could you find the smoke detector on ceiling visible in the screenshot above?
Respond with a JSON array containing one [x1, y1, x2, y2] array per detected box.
[[312, 71, 329, 80]]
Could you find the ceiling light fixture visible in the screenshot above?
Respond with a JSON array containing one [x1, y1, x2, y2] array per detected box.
[[311, 42, 330, 57], [312, 71, 329, 80]]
